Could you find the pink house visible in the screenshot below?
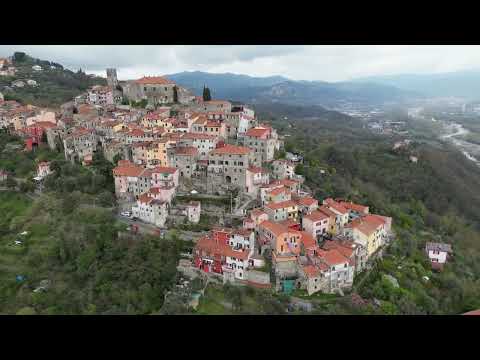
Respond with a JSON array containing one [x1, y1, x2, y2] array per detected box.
[[148, 185, 176, 204], [302, 210, 330, 240], [151, 166, 179, 188]]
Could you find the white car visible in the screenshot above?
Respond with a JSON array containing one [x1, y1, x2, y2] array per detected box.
[[120, 211, 132, 218]]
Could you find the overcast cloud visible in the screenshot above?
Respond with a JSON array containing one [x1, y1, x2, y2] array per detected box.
[[1, 45, 479, 82]]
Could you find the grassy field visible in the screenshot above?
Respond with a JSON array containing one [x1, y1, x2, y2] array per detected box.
[[195, 284, 233, 315]]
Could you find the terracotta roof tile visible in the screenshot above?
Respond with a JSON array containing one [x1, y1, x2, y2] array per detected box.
[[259, 220, 289, 237], [174, 146, 198, 156], [303, 210, 329, 222], [210, 144, 250, 155], [296, 197, 318, 207], [264, 200, 297, 210], [245, 127, 270, 138], [134, 76, 174, 85]]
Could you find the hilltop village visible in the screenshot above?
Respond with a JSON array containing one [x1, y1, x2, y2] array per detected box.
[[0, 67, 401, 296]]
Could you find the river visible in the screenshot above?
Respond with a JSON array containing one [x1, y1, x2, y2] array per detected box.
[[440, 122, 480, 166]]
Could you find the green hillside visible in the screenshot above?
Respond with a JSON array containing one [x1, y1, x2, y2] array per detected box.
[[0, 52, 106, 107]]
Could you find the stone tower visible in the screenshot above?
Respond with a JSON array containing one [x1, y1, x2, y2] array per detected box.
[[106, 68, 118, 88]]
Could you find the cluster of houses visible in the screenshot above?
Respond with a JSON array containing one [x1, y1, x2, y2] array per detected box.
[[193, 185, 393, 294], [1, 67, 403, 297], [0, 57, 16, 77]]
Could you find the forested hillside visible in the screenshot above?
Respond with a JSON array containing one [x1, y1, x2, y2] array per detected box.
[[0, 132, 189, 314]]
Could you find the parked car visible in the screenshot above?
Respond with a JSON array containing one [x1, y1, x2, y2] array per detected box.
[[120, 211, 132, 218]]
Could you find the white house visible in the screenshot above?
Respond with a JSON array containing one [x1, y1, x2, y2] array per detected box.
[[132, 194, 168, 228], [36, 161, 52, 180], [425, 242, 452, 270]]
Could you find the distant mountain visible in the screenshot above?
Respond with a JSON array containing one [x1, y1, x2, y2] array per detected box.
[[166, 71, 288, 96], [352, 69, 480, 100], [166, 71, 419, 107]]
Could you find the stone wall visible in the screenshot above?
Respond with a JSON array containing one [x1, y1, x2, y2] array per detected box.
[[246, 270, 270, 285]]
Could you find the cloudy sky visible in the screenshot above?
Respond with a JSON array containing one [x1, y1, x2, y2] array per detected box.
[[1, 45, 479, 82]]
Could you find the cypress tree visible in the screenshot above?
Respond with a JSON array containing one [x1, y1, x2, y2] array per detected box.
[[173, 86, 178, 103], [203, 86, 212, 101]]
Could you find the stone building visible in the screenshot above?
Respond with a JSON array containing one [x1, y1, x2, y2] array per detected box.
[[132, 193, 168, 228], [240, 126, 279, 166], [123, 76, 177, 106], [272, 159, 296, 180], [63, 127, 97, 163], [167, 146, 199, 178], [207, 144, 252, 192]]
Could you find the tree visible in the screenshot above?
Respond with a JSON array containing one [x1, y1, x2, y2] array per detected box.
[[98, 191, 115, 207], [19, 181, 35, 193], [13, 52, 26, 62], [295, 163, 305, 175], [5, 177, 17, 189], [16, 306, 37, 315], [173, 86, 178, 103], [112, 153, 122, 166], [202, 85, 211, 102]]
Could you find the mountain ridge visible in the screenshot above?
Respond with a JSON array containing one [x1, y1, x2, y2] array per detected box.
[[166, 71, 420, 107]]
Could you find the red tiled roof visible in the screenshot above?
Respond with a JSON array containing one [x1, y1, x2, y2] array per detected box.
[[65, 127, 94, 139], [347, 214, 385, 237], [278, 219, 300, 228], [296, 197, 318, 207], [196, 235, 250, 261], [278, 178, 299, 187], [113, 164, 144, 177], [151, 166, 177, 174], [34, 121, 57, 129], [118, 160, 133, 167], [318, 248, 348, 266], [245, 127, 270, 138], [303, 265, 320, 278], [250, 208, 267, 218], [232, 228, 253, 237], [138, 193, 154, 204], [259, 220, 289, 237], [303, 210, 329, 222], [134, 76, 174, 85], [175, 146, 198, 156], [129, 129, 145, 137], [210, 144, 250, 155], [268, 187, 289, 197], [300, 232, 317, 249], [318, 206, 336, 218], [322, 240, 354, 258], [324, 198, 349, 214], [205, 121, 222, 127], [340, 201, 369, 213], [264, 200, 297, 210], [181, 132, 217, 140], [247, 166, 267, 174]]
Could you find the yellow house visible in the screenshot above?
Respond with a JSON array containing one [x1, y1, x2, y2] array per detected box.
[[149, 138, 178, 167], [345, 214, 386, 257], [113, 122, 127, 133]]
